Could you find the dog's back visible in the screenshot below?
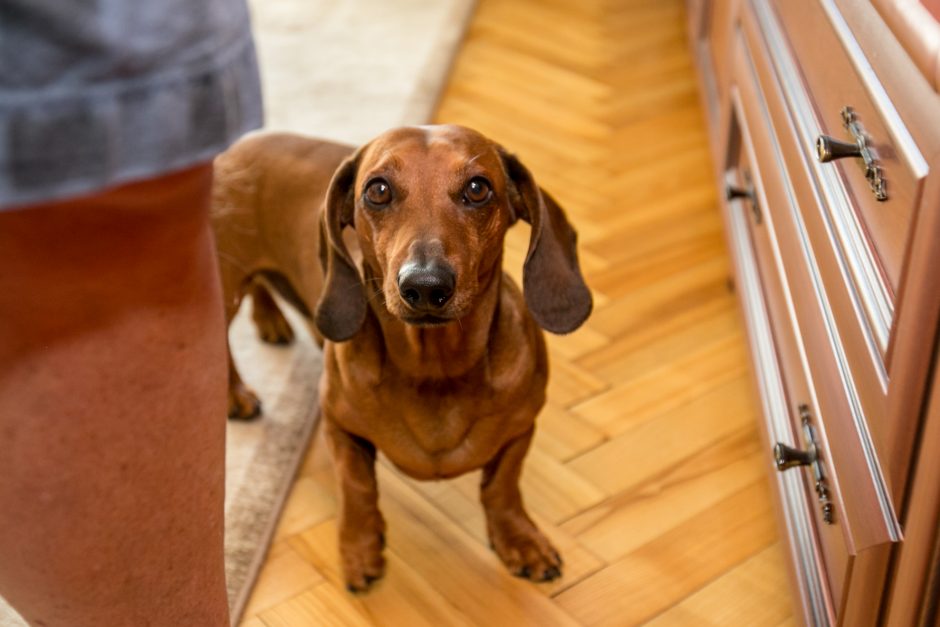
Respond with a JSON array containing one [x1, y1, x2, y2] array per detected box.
[[212, 133, 352, 267], [211, 133, 353, 320]]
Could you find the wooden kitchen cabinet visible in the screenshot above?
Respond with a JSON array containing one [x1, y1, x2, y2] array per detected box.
[[689, 1, 940, 624]]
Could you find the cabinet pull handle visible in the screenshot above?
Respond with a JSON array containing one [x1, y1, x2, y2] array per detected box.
[[774, 442, 815, 470], [815, 136, 862, 162], [726, 171, 762, 224], [773, 404, 834, 524], [815, 106, 887, 201]]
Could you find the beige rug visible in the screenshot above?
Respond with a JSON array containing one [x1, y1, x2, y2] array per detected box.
[[0, 1, 474, 625]]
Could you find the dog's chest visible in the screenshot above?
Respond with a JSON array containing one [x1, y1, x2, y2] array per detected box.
[[333, 369, 544, 479], [323, 302, 548, 479], [396, 383, 510, 449]]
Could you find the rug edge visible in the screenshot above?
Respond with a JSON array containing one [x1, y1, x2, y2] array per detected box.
[[229, 409, 322, 624], [399, 0, 479, 125]]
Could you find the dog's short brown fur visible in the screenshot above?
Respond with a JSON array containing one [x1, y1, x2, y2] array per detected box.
[[211, 125, 592, 590]]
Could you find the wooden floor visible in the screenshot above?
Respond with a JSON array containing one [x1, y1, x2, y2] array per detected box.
[[238, 0, 797, 625]]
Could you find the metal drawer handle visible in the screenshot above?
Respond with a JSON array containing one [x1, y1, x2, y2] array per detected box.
[[725, 171, 762, 224], [773, 404, 834, 524], [815, 136, 862, 162], [815, 106, 887, 201], [774, 442, 815, 470]]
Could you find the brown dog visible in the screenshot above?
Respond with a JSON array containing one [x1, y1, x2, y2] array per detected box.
[[211, 125, 592, 590]]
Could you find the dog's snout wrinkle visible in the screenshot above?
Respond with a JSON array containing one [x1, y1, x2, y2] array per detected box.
[[406, 238, 445, 264]]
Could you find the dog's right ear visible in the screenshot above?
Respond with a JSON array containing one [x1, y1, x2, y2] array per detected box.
[[314, 151, 367, 342]]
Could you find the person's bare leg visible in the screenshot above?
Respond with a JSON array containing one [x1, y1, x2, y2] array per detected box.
[[0, 166, 230, 626]]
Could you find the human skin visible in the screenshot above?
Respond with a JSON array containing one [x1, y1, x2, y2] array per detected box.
[[0, 166, 230, 626]]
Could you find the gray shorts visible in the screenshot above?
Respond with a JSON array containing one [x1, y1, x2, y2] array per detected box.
[[0, 0, 264, 209]]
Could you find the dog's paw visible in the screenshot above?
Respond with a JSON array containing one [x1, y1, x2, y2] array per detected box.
[[340, 531, 386, 593], [489, 518, 563, 582], [253, 308, 295, 345], [228, 383, 262, 420]]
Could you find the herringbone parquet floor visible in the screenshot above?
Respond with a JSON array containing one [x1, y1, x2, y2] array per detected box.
[[238, 0, 797, 625]]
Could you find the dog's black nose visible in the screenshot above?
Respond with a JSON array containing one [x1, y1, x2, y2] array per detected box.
[[398, 262, 455, 311]]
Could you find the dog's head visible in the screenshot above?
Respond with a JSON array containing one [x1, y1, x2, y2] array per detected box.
[[314, 125, 592, 342]]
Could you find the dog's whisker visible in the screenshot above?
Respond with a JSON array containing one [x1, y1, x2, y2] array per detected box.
[[217, 250, 251, 275], [226, 224, 259, 236]]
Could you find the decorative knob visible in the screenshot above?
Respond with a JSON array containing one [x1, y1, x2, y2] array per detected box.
[[815, 135, 862, 163], [774, 442, 816, 471]]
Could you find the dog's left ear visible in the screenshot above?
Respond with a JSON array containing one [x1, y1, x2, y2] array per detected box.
[[314, 149, 368, 342], [500, 149, 592, 334]]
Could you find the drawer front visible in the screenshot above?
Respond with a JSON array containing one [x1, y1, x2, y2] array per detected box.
[[727, 7, 903, 622], [730, 39, 851, 618], [721, 120, 835, 625], [772, 0, 925, 299], [722, 103, 836, 625]]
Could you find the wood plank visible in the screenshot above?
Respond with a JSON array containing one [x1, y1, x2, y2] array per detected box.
[[242, 540, 325, 618], [546, 355, 609, 407], [585, 258, 733, 349], [643, 545, 793, 627], [397, 464, 606, 597], [519, 446, 608, 523], [572, 332, 748, 437], [566, 376, 759, 496], [257, 583, 372, 627], [584, 206, 723, 267], [534, 400, 607, 462], [562, 432, 766, 561], [368, 467, 581, 625], [272, 474, 337, 541], [588, 237, 726, 301], [287, 520, 476, 627], [545, 326, 611, 362], [579, 299, 741, 383], [554, 482, 778, 626]]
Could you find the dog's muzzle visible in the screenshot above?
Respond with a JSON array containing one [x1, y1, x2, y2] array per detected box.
[[397, 260, 456, 315]]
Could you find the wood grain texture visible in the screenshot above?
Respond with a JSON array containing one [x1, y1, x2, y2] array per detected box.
[[238, 0, 794, 624]]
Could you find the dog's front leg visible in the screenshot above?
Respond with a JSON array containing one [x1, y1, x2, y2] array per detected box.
[[324, 421, 387, 592], [481, 428, 563, 582]]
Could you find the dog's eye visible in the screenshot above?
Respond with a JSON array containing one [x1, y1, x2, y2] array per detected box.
[[463, 177, 492, 205], [364, 179, 392, 206]]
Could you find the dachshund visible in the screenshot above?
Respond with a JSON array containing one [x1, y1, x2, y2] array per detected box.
[[211, 125, 592, 591]]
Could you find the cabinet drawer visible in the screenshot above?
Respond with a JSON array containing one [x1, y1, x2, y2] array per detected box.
[[771, 0, 924, 300], [721, 106, 835, 625], [729, 45, 849, 621]]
